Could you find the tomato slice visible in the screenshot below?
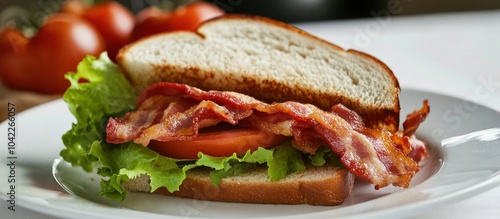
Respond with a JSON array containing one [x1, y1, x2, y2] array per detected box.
[[149, 128, 287, 159]]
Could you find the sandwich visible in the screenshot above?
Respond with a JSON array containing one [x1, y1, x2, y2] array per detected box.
[[60, 15, 430, 206]]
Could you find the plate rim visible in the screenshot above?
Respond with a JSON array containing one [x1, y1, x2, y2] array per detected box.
[[1, 88, 500, 219]]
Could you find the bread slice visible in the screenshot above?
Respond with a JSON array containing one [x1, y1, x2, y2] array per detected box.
[[117, 14, 401, 132], [122, 164, 355, 206]]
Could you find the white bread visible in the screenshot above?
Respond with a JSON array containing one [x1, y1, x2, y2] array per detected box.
[[122, 164, 355, 206], [117, 14, 401, 132]]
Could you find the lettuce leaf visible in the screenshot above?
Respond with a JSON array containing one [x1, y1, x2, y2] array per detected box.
[[61, 53, 137, 172], [60, 53, 310, 201], [89, 139, 302, 201], [309, 146, 342, 167]]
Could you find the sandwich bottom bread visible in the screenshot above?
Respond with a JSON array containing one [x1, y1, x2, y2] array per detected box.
[[123, 165, 354, 206], [60, 15, 430, 206]]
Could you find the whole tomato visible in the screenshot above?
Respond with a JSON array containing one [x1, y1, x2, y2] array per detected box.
[[59, 0, 86, 15], [131, 7, 170, 41], [165, 1, 225, 31], [0, 28, 30, 90], [131, 1, 224, 41], [0, 14, 105, 94], [61, 1, 135, 61]]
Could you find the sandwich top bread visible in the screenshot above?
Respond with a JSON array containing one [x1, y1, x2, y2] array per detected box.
[[117, 14, 401, 132]]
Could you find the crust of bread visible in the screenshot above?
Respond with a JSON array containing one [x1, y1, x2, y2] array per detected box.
[[122, 164, 355, 206], [117, 14, 401, 132]]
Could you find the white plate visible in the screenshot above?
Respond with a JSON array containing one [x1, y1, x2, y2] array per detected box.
[[1, 89, 500, 219]]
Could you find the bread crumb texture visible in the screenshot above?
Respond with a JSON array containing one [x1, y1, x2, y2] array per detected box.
[[118, 15, 400, 131], [122, 164, 355, 206]]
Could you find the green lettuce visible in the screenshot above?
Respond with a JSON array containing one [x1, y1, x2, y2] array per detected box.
[[60, 53, 316, 201], [61, 53, 137, 172]]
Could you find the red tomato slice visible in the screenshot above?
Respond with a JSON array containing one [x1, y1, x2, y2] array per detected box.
[[149, 128, 287, 159]]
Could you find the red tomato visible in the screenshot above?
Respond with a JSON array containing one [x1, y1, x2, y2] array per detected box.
[[0, 14, 105, 94], [0, 28, 30, 90], [149, 128, 287, 159], [166, 1, 225, 31], [131, 1, 224, 41], [80, 1, 135, 61], [131, 7, 170, 41], [60, 1, 135, 61], [59, 0, 86, 16]]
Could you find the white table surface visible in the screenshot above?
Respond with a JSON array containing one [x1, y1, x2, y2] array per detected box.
[[3, 9, 500, 219]]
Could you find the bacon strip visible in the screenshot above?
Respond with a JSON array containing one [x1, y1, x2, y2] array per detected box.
[[406, 135, 428, 163], [403, 100, 430, 136], [106, 96, 197, 144], [106, 82, 429, 189]]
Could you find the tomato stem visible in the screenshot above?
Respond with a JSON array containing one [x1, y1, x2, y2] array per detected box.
[[0, 6, 39, 38]]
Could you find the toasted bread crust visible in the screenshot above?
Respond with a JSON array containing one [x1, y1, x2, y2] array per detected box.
[[346, 49, 401, 130], [122, 165, 355, 206], [117, 14, 401, 132]]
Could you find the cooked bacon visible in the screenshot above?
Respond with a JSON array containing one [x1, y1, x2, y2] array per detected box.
[[107, 98, 253, 145], [403, 100, 430, 136], [106, 82, 430, 189], [106, 96, 197, 144], [406, 135, 429, 163]]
